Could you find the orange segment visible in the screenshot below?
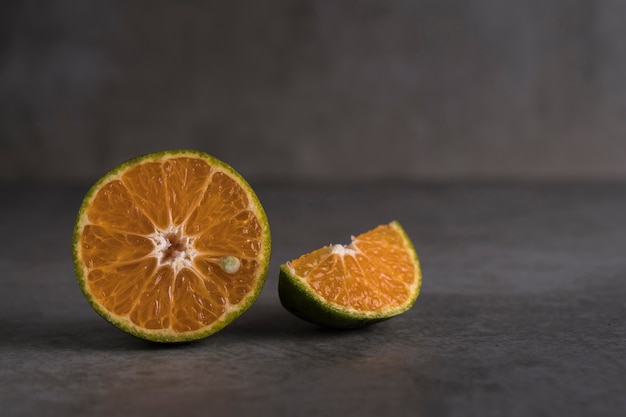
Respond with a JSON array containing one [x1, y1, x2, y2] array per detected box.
[[194, 210, 263, 258], [87, 258, 158, 316], [184, 172, 249, 237], [80, 225, 154, 268], [73, 150, 271, 342], [279, 221, 421, 328], [162, 157, 212, 226], [86, 180, 154, 234], [170, 268, 225, 333], [121, 161, 171, 230], [194, 256, 259, 305]]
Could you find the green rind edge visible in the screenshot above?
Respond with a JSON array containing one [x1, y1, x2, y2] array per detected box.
[[278, 220, 421, 329], [72, 149, 271, 343]]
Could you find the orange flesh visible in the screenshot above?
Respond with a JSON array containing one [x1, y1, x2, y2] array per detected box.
[[288, 224, 416, 312], [78, 156, 264, 333]]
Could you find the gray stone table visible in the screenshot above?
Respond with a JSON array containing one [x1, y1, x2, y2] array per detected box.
[[1, 182, 624, 416]]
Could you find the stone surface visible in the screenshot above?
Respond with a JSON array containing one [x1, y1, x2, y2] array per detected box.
[[1, 182, 625, 416]]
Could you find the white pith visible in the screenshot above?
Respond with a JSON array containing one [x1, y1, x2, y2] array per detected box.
[[330, 243, 358, 257], [147, 225, 199, 276], [330, 235, 360, 257], [146, 225, 245, 277]]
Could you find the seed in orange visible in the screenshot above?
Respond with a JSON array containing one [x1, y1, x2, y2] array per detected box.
[[278, 221, 421, 328], [72, 150, 271, 342]]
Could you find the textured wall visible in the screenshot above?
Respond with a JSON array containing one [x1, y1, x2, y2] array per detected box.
[[1, 0, 626, 182]]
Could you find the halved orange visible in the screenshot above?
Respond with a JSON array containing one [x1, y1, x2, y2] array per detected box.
[[278, 221, 421, 328], [72, 150, 271, 342]]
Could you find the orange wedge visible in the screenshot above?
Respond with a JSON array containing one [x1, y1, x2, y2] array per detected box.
[[278, 221, 421, 328], [72, 150, 271, 342]]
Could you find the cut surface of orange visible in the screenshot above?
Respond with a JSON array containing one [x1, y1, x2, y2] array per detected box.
[[73, 150, 271, 342], [278, 221, 421, 328]]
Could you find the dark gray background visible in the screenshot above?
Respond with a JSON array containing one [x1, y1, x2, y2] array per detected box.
[[2, 0, 626, 183]]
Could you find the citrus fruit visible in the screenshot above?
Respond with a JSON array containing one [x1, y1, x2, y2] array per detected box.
[[278, 221, 421, 328], [72, 150, 271, 342]]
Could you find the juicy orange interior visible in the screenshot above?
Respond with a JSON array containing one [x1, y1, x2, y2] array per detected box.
[[78, 156, 264, 334], [288, 224, 416, 312]]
